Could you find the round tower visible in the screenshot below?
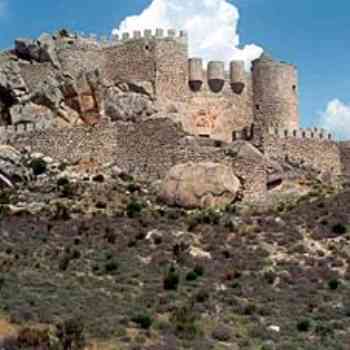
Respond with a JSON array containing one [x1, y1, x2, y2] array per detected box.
[[252, 53, 299, 129], [207, 61, 225, 92], [230, 60, 246, 94], [188, 58, 203, 91]]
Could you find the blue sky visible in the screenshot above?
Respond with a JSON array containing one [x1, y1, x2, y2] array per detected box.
[[1, 0, 350, 138]]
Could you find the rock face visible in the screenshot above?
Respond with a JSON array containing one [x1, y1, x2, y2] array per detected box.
[[104, 89, 156, 122], [15, 33, 60, 68], [160, 162, 240, 209], [10, 102, 54, 124], [0, 145, 28, 187]]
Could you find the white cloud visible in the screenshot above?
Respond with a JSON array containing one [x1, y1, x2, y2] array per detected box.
[[319, 99, 350, 140], [112, 0, 263, 69]]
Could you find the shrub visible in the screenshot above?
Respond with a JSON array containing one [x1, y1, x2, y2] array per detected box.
[[30, 158, 47, 176], [332, 223, 347, 235], [193, 264, 204, 277], [126, 199, 144, 218], [131, 312, 153, 329], [56, 317, 85, 350], [171, 303, 201, 340], [164, 267, 180, 291], [297, 319, 311, 332], [105, 258, 119, 273], [195, 290, 209, 303], [186, 271, 198, 282], [59, 254, 71, 271], [328, 278, 340, 290], [57, 177, 69, 187], [92, 174, 104, 183]]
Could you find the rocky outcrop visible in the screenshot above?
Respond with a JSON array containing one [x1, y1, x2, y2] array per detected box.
[[15, 33, 60, 68], [104, 88, 156, 122], [0, 61, 28, 102], [0, 145, 28, 187], [160, 162, 241, 209], [9, 102, 54, 125]]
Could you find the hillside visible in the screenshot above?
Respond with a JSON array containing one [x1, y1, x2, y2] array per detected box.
[[0, 148, 348, 350]]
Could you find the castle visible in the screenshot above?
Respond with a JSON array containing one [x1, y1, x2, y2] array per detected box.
[[0, 28, 346, 201], [55, 28, 301, 142]]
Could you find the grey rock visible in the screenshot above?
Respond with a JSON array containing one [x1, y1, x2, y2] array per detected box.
[[104, 88, 156, 122], [10, 102, 54, 125], [212, 324, 233, 342], [15, 34, 61, 69], [37, 33, 61, 68], [0, 61, 28, 101], [0, 145, 29, 185], [31, 76, 63, 111]]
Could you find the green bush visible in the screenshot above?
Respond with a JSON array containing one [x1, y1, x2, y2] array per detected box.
[[30, 158, 47, 176], [105, 258, 118, 273], [126, 198, 144, 218], [164, 267, 180, 291], [56, 317, 85, 350], [297, 319, 311, 332], [332, 223, 347, 235], [328, 279, 340, 290], [131, 312, 153, 329], [186, 271, 199, 282], [171, 303, 201, 340], [193, 264, 204, 277]]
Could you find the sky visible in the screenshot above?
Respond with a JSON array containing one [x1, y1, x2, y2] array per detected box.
[[1, 0, 350, 139]]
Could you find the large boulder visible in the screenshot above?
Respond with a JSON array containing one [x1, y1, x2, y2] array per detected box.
[[104, 88, 156, 122], [160, 162, 240, 209]]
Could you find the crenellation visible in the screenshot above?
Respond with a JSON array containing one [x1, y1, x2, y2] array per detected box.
[[122, 32, 130, 41], [144, 29, 153, 38], [155, 28, 164, 38], [133, 30, 142, 39]]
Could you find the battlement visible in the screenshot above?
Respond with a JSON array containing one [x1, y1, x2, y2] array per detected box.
[[0, 120, 53, 137], [268, 127, 333, 141], [112, 28, 188, 44], [57, 29, 188, 51]]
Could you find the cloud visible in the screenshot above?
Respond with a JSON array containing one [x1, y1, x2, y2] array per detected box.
[[112, 0, 263, 69], [319, 99, 350, 140]]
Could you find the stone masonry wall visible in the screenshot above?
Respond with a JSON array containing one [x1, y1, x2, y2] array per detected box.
[[264, 130, 342, 179], [182, 68, 254, 143], [3, 118, 267, 201], [252, 56, 299, 130], [57, 47, 103, 79], [103, 39, 156, 83], [155, 38, 188, 101]]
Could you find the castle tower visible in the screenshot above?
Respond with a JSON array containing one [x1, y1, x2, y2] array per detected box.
[[230, 60, 246, 94], [252, 53, 299, 130]]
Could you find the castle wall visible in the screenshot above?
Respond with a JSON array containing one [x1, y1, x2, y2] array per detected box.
[[154, 35, 188, 101], [57, 47, 103, 79], [103, 38, 156, 84], [264, 128, 342, 179], [1, 119, 267, 201], [182, 64, 254, 143], [252, 56, 299, 130]]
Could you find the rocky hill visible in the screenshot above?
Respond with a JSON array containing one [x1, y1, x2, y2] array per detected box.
[[0, 145, 348, 350]]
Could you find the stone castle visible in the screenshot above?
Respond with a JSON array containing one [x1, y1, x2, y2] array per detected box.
[[0, 28, 347, 202]]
